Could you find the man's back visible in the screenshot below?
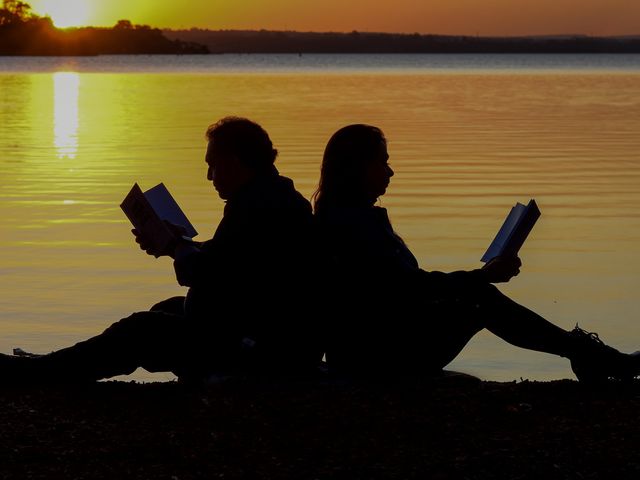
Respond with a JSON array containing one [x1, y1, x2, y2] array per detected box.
[[177, 171, 322, 373]]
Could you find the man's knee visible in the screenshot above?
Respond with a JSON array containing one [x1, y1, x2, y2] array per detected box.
[[150, 296, 186, 315], [103, 311, 176, 339]]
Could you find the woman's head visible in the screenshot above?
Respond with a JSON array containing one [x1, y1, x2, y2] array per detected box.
[[313, 124, 393, 212]]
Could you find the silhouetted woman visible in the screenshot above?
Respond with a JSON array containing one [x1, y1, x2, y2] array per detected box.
[[313, 124, 639, 382]]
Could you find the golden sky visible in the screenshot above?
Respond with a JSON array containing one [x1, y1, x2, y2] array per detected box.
[[28, 0, 640, 35]]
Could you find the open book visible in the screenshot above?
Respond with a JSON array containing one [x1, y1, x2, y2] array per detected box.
[[481, 199, 540, 262], [120, 183, 197, 254]]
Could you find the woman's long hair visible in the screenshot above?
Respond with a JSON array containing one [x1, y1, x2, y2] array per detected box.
[[312, 124, 387, 214]]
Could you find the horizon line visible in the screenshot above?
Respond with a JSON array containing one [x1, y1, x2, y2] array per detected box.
[[57, 23, 640, 39]]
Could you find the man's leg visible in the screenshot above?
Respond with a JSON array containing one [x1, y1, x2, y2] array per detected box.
[[2, 311, 195, 383], [149, 296, 186, 316]]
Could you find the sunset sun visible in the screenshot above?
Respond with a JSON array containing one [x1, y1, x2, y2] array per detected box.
[[38, 0, 91, 28]]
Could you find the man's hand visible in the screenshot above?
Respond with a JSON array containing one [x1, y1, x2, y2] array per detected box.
[[132, 221, 188, 259], [132, 228, 167, 258], [481, 255, 522, 283]]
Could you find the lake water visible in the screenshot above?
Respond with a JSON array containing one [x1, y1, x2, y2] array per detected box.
[[1, 54, 639, 382]]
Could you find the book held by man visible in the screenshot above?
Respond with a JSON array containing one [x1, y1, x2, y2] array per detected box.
[[120, 183, 197, 254], [481, 199, 540, 263]]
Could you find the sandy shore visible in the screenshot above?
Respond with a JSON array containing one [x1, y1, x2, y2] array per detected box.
[[1, 376, 639, 479]]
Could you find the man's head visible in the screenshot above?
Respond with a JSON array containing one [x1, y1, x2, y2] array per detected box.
[[205, 117, 278, 199]]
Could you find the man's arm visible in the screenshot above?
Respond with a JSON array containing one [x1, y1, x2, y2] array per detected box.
[[172, 240, 210, 287]]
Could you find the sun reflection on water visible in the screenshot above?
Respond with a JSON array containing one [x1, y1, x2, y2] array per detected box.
[[53, 72, 79, 159]]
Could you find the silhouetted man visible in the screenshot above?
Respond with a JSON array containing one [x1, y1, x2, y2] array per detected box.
[[2, 117, 322, 383]]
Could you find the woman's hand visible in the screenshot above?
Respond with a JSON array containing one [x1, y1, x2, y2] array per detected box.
[[481, 255, 522, 283]]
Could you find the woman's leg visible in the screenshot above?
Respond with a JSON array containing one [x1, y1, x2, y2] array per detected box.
[[458, 284, 639, 382], [475, 285, 573, 357]]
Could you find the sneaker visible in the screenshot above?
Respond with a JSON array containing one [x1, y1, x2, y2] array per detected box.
[[13, 347, 43, 358], [568, 324, 640, 383]]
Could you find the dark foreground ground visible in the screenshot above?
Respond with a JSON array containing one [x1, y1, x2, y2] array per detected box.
[[1, 376, 639, 479]]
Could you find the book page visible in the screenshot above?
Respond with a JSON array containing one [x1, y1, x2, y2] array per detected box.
[[481, 202, 527, 262], [502, 199, 540, 257], [120, 183, 175, 254], [144, 183, 198, 238]]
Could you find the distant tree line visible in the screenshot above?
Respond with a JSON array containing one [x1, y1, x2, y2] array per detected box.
[[164, 29, 640, 54], [2, 0, 638, 56], [0, 1, 208, 55]]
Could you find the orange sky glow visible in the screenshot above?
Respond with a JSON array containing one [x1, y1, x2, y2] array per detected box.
[[27, 0, 640, 35]]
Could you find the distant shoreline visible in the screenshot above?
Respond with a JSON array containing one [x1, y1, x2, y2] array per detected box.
[[2, 22, 640, 56], [2, 4, 639, 56], [0, 15, 208, 56], [163, 29, 640, 55]]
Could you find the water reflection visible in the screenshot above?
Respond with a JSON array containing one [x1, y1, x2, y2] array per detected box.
[[0, 68, 639, 382], [53, 72, 79, 159]]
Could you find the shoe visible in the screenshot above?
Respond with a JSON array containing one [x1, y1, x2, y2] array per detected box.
[[568, 324, 640, 383], [13, 347, 43, 358]]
